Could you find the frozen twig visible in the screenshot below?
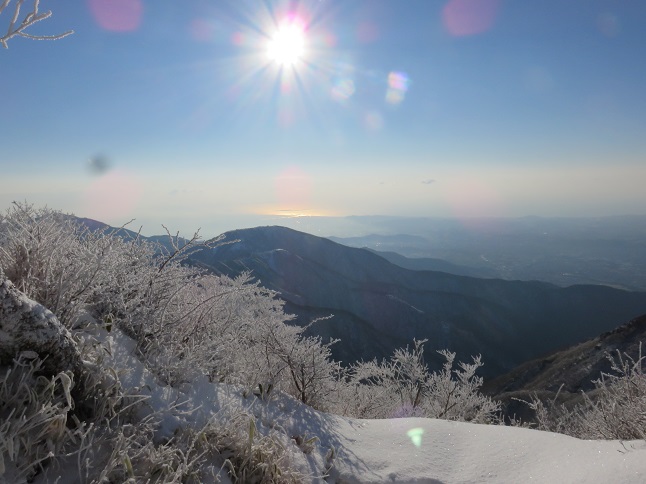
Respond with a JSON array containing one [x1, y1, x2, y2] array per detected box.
[[1, 0, 73, 49]]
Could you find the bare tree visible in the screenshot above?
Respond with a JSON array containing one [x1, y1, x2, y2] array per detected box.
[[1, 0, 73, 48]]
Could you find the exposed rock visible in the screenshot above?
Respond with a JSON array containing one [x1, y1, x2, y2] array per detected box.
[[0, 277, 82, 378]]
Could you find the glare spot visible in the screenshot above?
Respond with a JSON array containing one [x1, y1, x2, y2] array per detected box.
[[364, 110, 384, 131], [407, 428, 425, 448], [331, 78, 356, 103], [267, 19, 307, 67], [356, 21, 379, 43], [320, 31, 337, 48], [278, 107, 295, 126], [388, 71, 409, 91], [231, 31, 246, 46], [330, 61, 356, 103], [275, 166, 312, 210], [190, 18, 215, 42], [82, 169, 142, 221], [88, 0, 143, 32], [443, 0, 500, 37], [385, 71, 409, 105], [598, 13, 620, 38], [392, 404, 425, 418], [443, 178, 504, 222], [385, 89, 404, 105]]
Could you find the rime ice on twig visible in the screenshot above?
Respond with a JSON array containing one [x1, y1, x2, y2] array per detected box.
[[1, 0, 73, 49]]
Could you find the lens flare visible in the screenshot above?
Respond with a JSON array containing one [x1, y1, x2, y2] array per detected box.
[[364, 110, 384, 131], [275, 165, 312, 211], [385, 71, 409, 105], [443, 0, 500, 37], [331, 78, 356, 102], [443, 177, 505, 227], [231, 31, 246, 46], [407, 428, 425, 448], [598, 13, 620, 38], [388, 71, 409, 91], [82, 169, 142, 222], [190, 19, 212, 42], [356, 21, 379, 43], [267, 19, 307, 66], [88, 0, 143, 32]]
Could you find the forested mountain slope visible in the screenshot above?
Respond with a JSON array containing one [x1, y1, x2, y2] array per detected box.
[[187, 226, 646, 377]]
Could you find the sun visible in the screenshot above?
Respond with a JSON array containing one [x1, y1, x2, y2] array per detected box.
[[266, 19, 307, 67]]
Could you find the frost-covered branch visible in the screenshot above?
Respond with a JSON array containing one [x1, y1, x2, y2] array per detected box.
[[1, 0, 73, 49], [339, 340, 500, 422], [516, 344, 646, 439]]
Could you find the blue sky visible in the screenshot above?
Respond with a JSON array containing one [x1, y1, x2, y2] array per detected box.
[[2, 0, 646, 237]]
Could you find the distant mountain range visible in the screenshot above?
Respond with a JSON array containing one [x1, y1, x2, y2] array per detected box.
[[362, 248, 497, 279], [185, 225, 646, 378], [328, 215, 646, 291]]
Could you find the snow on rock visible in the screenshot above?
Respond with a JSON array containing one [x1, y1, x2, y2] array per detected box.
[[99, 328, 646, 484], [0, 277, 82, 377]]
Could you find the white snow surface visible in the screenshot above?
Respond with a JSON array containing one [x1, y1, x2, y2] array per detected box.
[[100, 329, 646, 483]]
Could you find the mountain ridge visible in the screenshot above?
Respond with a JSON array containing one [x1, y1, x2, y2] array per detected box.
[[186, 225, 646, 378], [64, 217, 646, 379]]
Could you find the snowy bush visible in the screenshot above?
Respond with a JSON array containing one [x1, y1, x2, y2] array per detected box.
[[521, 344, 646, 440], [1, 203, 512, 481], [0, 301, 313, 483], [204, 410, 308, 483], [0, 203, 343, 408], [0, 334, 163, 483], [0, 203, 500, 422], [0, 353, 73, 482], [0, 202, 150, 329], [337, 339, 500, 423]]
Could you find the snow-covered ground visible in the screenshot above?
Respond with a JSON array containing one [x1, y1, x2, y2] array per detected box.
[[92, 329, 646, 484]]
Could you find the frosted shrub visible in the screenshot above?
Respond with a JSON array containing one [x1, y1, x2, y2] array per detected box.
[[0, 354, 73, 482], [205, 410, 307, 483], [0, 203, 208, 380], [0, 202, 159, 329], [424, 349, 500, 422], [180, 277, 342, 410], [137, 272, 280, 386], [524, 344, 646, 440], [249, 316, 341, 409], [0, 336, 221, 483], [514, 386, 578, 436], [340, 339, 500, 422], [574, 345, 646, 439], [0, 203, 94, 326], [1, 202, 513, 481], [0, 203, 342, 408]]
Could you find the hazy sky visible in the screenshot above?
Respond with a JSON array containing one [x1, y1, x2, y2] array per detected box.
[[2, 0, 646, 237]]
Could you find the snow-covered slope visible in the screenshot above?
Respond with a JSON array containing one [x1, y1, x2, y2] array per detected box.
[[324, 416, 645, 483], [93, 329, 646, 484]]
